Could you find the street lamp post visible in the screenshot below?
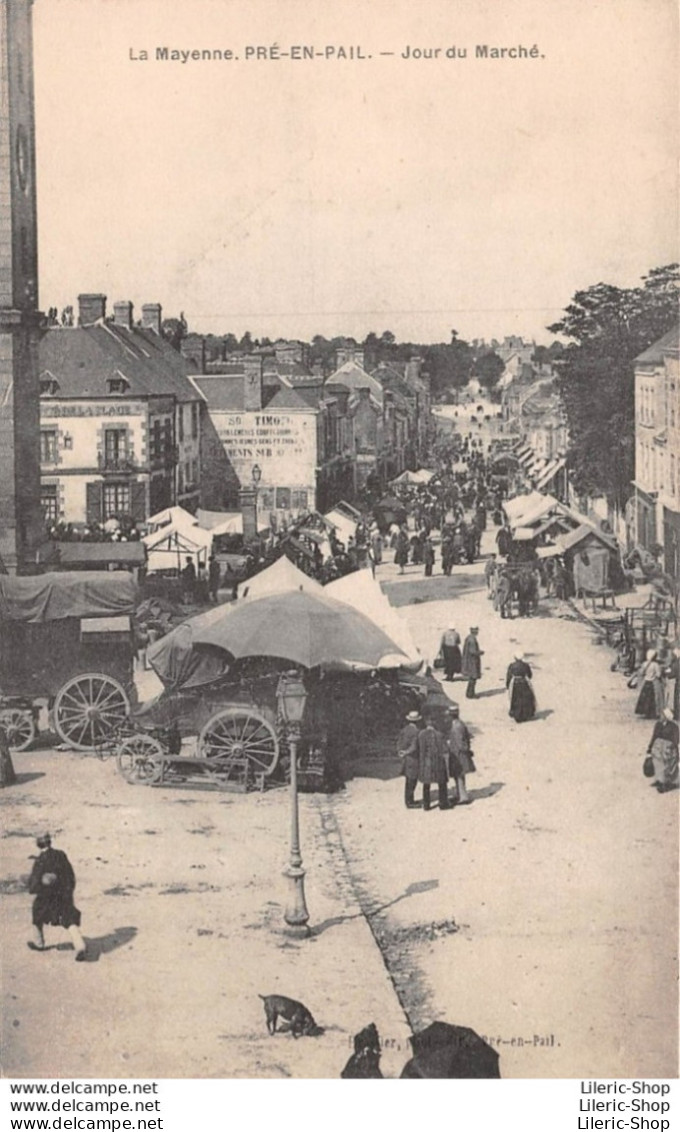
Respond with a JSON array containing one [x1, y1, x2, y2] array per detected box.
[[276, 671, 310, 935]]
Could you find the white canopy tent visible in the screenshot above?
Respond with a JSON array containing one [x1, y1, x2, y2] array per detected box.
[[391, 468, 436, 486], [145, 505, 199, 535], [196, 508, 269, 536], [236, 555, 323, 600], [326, 568, 423, 671], [142, 514, 213, 575]]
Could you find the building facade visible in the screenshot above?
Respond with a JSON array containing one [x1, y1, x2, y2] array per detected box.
[[634, 326, 680, 579], [38, 295, 204, 528]]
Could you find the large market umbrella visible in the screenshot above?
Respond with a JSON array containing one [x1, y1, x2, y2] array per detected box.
[[148, 588, 408, 677], [400, 1022, 501, 1079]]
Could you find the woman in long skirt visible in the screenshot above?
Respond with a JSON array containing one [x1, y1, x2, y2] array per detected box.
[[506, 652, 537, 722], [646, 708, 679, 792], [635, 650, 665, 719]]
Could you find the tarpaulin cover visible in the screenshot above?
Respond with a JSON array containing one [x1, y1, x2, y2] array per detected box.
[[0, 571, 137, 623], [148, 587, 408, 686]]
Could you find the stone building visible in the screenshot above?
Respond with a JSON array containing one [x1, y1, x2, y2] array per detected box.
[[38, 295, 204, 527]]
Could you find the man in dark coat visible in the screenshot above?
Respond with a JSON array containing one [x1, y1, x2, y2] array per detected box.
[[397, 711, 421, 808], [444, 704, 474, 803], [417, 719, 450, 811], [208, 555, 222, 602], [27, 833, 87, 960], [423, 538, 435, 577], [461, 627, 483, 699], [506, 652, 536, 722]]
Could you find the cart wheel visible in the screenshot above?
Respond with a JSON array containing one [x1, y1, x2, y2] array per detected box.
[[0, 708, 36, 752], [198, 707, 279, 777], [53, 673, 130, 751], [116, 734, 164, 785]]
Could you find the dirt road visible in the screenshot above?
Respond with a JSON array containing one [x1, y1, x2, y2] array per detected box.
[[1, 541, 677, 1079]]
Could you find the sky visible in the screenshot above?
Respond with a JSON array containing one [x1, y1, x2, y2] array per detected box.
[[32, 0, 678, 346]]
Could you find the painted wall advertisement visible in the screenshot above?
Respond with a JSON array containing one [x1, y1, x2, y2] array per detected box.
[[217, 410, 316, 506]]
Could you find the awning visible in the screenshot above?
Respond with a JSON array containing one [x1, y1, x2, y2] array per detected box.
[[48, 541, 146, 568], [535, 457, 566, 492]]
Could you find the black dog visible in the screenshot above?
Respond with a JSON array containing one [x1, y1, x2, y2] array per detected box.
[[258, 994, 317, 1038], [341, 1022, 383, 1078]]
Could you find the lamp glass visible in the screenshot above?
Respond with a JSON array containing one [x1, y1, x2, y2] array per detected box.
[[277, 673, 307, 725]]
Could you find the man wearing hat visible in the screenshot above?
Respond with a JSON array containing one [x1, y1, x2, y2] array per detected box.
[[461, 627, 483, 699], [445, 704, 474, 804], [417, 717, 450, 810], [27, 833, 87, 961], [397, 710, 422, 808]]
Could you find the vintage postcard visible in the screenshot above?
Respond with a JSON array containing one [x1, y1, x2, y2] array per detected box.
[[1, 0, 678, 1098]]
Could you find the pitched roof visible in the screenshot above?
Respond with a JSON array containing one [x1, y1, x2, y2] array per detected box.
[[634, 325, 680, 366], [190, 374, 246, 411], [325, 360, 383, 402], [265, 386, 316, 411], [39, 323, 201, 403]]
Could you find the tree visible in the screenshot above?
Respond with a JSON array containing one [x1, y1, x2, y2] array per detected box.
[[423, 338, 474, 399], [548, 264, 679, 507], [473, 351, 504, 393], [161, 313, 188, 352]]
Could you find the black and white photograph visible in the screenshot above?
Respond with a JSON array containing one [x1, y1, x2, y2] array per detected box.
[[0, 0, 678, 1101]]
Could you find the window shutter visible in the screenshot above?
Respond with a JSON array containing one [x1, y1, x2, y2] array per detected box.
[[131, 482, 147, 521], [86, 481, 103, 525]]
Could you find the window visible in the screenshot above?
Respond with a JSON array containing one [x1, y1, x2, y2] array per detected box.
[[259, 488, 275, 512], [103, 483, 131, 519], [177, 465, 184, 494], [107, 375, 128, 394], [40, 378, 59, 396], [178, 407, 184, 443], [41, 484, 58, 522], [63, 434, 73, 450], [275, 487, 291, 510], [191, 402, 199, 439], [164, 420, 173, 459], [291, 490, 308, 510], [40, 430, 58, 463], [104, 428, 127, 465]]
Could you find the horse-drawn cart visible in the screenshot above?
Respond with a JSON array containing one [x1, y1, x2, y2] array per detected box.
[[0, 572, 137, 751]]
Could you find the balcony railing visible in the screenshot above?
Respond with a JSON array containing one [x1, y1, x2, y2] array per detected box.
[[98, 453, 138, 474]]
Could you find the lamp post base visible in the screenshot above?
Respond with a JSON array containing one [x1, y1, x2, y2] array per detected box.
[[283, 864, 310, 936]]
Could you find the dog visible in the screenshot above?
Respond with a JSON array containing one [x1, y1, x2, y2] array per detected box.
[[341, 1022, 383, 1078], [258, 994, 317, 1038]]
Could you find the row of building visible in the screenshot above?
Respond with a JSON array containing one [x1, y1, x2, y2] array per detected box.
[[497, 328, 680, 582], [36, 295, 433, 533]]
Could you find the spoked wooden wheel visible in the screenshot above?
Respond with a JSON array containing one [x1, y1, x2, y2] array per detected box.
[[198, 708, 279, 778], [116, 734, 165, 785], [0, 707, 36, 751], [53, 673, 130, 751]]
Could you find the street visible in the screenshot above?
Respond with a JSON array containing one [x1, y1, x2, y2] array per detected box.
[[1, 534, 677, 1079]]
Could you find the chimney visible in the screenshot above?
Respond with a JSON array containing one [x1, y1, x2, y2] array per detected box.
[[141, 303, 162, 335], [113, 300, 133, 330], [78, 293, 106, 326], [243, 357, 263, 410]]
